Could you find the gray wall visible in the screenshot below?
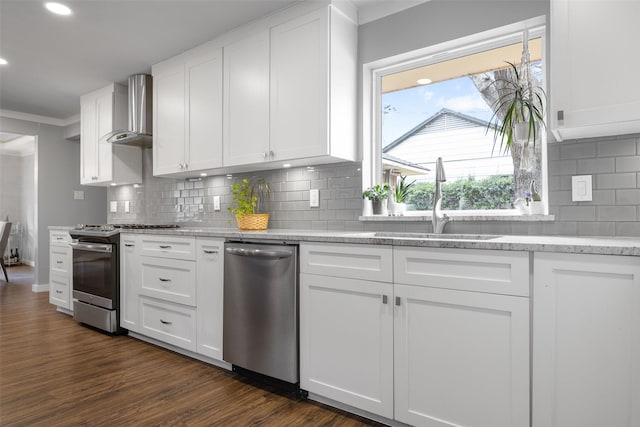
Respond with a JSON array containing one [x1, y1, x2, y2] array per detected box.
[[0, 116, 107, 286]]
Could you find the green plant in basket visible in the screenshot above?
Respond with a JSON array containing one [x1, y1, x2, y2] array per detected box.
[[228, 178, 271, 219]]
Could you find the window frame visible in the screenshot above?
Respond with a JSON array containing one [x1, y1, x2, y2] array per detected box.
[[362, 16, 548, 217]]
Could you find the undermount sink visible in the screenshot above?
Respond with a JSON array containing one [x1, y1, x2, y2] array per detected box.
[[373, 232, 502, 241]]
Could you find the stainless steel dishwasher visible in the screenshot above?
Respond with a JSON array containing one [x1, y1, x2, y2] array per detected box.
[[223, 241, 299, 384]]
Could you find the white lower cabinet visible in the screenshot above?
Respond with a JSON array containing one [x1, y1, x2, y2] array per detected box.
[[533, 252, 640, 427], [120, 234, 224, 362], [300, 243, 530, 426], [300, 273, 394, 418], [195, 238, 224, 360], [120, 234, 140, 332], [49, 230, 72, 312], [394, 284, 530, 427], [139, 296, 197, 352]]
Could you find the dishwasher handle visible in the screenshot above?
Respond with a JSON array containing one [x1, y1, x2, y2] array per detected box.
[[225, 247, 292, 259]]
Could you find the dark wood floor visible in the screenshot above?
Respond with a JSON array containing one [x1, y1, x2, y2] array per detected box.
[[0, 266, 382, 426]]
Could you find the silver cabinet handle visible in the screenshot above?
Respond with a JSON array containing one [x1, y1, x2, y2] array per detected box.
[[225, 247, 292, 259], [124, 243, 134, 247], [382, 295, 388, 304], [269, 149, 275, 158], [203, 250, 218, 254], [395, 296, 401, 306], [56, 260, 63, 264], [56, 290, 63, 294], [56, 237, 64, 240], [160, 319, 172, 325], [159, 245, 171, 249], [263, 151, 268, 159], [158, 278, 171, 282]]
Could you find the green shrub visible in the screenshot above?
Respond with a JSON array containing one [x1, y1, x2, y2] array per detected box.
[[406, 175, 515, 210]]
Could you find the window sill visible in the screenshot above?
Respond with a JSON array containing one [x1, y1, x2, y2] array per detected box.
[[359, 211, 555, 222]]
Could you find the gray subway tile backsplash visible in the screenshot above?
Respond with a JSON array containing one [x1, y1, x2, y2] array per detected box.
[[109, 133, 640, 237]]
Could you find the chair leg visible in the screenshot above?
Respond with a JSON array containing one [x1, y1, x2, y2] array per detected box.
[[0, 259, 8, 282]]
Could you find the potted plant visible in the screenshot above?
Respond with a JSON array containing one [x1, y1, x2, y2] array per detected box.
[[487, 61, 546, 154], [362, 183, 390, 215], [528, 180, 544, 215], [228, 177, 271, 230], [389, 175, 416, 216]]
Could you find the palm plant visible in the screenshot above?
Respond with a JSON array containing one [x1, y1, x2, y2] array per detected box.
[[487, 61, 546, 155]]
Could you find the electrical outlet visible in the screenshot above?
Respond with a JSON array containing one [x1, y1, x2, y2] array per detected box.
[[213, 196, 221, 211], [124, 200, 130, 213], [572, 175, 592, 202], [110, 201, 118, 213], [309, 189, 320, 208]]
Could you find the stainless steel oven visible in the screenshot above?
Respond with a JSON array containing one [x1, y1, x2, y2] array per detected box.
[[68, 224, 179, 334], [69, 227, 121, 333]]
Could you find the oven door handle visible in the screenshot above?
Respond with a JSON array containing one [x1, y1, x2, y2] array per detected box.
[[69, 242, 113, 253]]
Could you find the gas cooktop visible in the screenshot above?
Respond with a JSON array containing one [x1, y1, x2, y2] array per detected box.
[[71, 224, 180, 238]]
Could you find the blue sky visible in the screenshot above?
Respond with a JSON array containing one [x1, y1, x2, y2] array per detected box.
[[382, 76, 493, 146]]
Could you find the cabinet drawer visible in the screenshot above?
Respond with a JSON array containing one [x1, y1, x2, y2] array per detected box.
[[140, 235, 195, 260], [49, 273, 70, 309], [140, 256, 196, 306], [394, 247, 530, 297], [50, 246, 71, 275], [139, 296, 197, 352], [50, 230, 71, 247], [300, 243, 393, 283]]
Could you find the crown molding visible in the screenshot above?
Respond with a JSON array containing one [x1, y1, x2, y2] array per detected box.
[[0, 109, 80, 127]]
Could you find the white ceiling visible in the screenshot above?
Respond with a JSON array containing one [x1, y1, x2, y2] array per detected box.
[[0, 0, 426, 124]]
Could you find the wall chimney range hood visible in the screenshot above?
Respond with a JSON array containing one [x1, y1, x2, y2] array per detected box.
[[103, 74, 152, 148]]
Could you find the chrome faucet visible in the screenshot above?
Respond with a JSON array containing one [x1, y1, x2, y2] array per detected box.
[[432, 157, 449, 234]]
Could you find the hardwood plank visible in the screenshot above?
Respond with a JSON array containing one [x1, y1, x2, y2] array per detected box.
[[1, 267, 383, 426]]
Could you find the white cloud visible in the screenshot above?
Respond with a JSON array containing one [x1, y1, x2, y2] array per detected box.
[[443, 93, 490, 113], [422, 90, 434, 103]]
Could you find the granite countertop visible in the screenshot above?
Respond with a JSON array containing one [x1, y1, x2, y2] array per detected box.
[[48, 225, 640, 256]]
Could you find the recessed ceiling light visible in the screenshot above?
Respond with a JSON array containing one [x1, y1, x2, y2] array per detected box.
[[283, 163, 291, 168], [417, 78, 432, 85], [200, 173, 207, 177], [45, 2, 73, 16], [110, 183, 117, 186], [0, 58, 7, 66]]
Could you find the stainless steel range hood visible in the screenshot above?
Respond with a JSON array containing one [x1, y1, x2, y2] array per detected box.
[[103, 74, 152, 148]]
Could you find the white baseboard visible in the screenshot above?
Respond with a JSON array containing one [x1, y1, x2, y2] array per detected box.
[[22, 259, 35, 267], [32, 283, 50, 293]]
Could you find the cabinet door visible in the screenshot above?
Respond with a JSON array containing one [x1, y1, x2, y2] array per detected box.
[[80, 98, 97, 184], [153, 60, 186, 175], [94, 90, 114, 183], [120, 234, 140, 332], [533, 252, 640, 427], [185, 46, 223, 172], [394, 284, 530, 427], [270, 8, 327, 161], [223, 30, 270, 167], [196, 238, 224, 360], [300, 273, 394, 418], [550, 0, 640, 140]]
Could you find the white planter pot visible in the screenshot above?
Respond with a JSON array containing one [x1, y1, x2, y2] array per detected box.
[[388, 199, 407, 216], [362, 199, 373, 216], [529, 201, 545, 215]]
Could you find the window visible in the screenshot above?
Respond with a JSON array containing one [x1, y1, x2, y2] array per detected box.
[[363, 19, 547, 215]]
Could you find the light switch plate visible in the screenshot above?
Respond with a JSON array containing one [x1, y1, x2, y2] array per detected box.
[[74, 190, 84, 200], [572, 175, 593, 201], [110, 201, 118, 213], [124, 200, 130, 213], [213, 196, 221, 211], [310, 189, 320, 208]]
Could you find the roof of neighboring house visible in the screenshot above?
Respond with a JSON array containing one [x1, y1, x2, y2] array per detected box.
[[382, 108, 493, 153], [382, 153, 431, 174]]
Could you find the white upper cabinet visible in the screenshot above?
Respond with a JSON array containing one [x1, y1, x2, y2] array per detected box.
[[153, 42, 223, 176], [80, 84, 142, 186], [223, 30, 271, 167], [222, 2, 357, 170], [550, 0, 640, 141]]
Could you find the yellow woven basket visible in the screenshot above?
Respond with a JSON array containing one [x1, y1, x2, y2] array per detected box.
[[235, 213, 270, 230]]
